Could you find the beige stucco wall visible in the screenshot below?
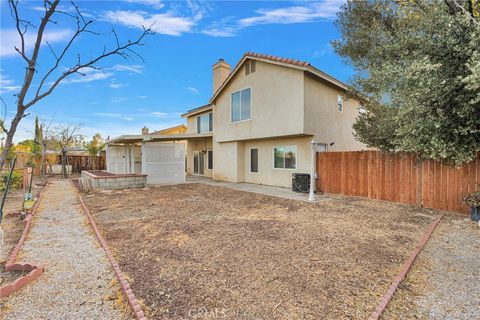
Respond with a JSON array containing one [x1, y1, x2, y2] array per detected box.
[[303, 74, 366, 151], [212, 141, 244, 182], [212, 60, 305, 142], [186, 137, 213, 177], [212, 136, 312, 188]]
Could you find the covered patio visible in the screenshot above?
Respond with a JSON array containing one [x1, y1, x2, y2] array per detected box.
[[105, 133, 211, 185]]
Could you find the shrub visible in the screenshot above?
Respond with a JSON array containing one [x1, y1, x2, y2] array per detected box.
[[462, 191, 480, 208], [0, 169, 23, 191]]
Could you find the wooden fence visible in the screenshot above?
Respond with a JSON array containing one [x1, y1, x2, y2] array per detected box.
[[57, 155, 105, 173], [8, 154, 105, 174], [316, 151, 480, 214]]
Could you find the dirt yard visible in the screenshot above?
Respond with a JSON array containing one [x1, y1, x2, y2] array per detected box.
[[82, 183, 439, 319], [0, 177, 45, 287]]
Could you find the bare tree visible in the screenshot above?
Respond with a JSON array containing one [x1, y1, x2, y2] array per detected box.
[[54, 123, 82, 178], [0, 0, 152, 169]]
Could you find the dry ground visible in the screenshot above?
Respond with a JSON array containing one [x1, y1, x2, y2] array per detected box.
[[383, 215, 480, 319], [82, 183, 439, 319], [0, 177, 44, 287]]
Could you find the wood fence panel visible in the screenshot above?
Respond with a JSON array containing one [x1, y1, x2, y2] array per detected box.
[[317, 151, 480, 214]]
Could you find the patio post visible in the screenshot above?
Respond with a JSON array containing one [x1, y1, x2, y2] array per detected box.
[[309, 139, 316, 202]]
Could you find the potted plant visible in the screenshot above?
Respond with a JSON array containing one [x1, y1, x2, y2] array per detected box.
[[462, 191, 480, 222]]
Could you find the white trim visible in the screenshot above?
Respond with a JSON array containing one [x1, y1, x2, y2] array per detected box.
[[249, 147, 259, 174], [230, 86, 252, 123], [272, 145, 297, 170]]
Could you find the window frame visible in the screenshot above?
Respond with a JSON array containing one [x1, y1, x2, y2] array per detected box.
[[272, 145, 297, 170], [249, 148, 259, 174], [207, 150, 213, 170], [196, 112, 213, 133], [230, 87, 252, 123]]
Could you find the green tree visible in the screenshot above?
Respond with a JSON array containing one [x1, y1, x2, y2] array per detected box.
[[333, 0, 480, 166], [33, 116, 43, 157], [84, 133, 105, 170]]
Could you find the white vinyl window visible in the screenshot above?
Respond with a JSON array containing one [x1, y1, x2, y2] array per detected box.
[[197, 112, 213, 133], [245, 60, 256, 75], [273, 146, 296, 169], [337, 95, 343, 112], [231, 88, 251, 122]]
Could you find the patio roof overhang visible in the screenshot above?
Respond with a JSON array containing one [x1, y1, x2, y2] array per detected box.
[[107, 132, 213, 145]]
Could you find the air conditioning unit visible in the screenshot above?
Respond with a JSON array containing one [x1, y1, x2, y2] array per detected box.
[[292, 173, 310, 193]]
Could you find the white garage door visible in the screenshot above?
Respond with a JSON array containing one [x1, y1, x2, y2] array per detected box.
[[142, 142, 185, 184], [107, 145, 126, 174]]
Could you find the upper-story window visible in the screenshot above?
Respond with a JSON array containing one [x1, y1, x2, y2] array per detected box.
[[337, 95, 344, 112], [231, 88, 251, 122], [197, 112, 213, 133], [245, 60, 256, 75]]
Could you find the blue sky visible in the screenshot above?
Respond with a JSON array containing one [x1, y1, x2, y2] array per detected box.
[[0, 0, 352, 142]]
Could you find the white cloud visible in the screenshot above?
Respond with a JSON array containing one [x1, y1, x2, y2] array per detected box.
[[186, 86, 199, 94], [104, 10, 195, 36], [111, 97, 128, 103], [111, 64, 144, 74], [63, 68, 113, 84], [151, 112, 168, 117], [202, 27, 236, 37], [0, 29, 72, 57], [239, 1, 342, 27], [93, 112, 134, 121], [0, 74, 21, 94], [124, 0, 165, 10], [109, 83, 124, 89], [137, 95, 148, 99]]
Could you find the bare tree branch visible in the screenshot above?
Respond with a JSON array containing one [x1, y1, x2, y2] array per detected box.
[[0, 0, 153, 170]]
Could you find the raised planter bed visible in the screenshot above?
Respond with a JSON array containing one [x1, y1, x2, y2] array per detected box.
[[80, 170, 147, 190]]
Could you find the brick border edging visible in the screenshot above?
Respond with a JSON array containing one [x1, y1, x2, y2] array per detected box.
[[0, 182, 49, 298], [70, 180, 146, 320], [368, 214, 444, 320]]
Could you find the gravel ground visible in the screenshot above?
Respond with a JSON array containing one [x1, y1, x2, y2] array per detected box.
[[383, 215, 480, 319], [1, 179, 44, 287], [0, 179, 131, 320], [83, 183, 438, 319]]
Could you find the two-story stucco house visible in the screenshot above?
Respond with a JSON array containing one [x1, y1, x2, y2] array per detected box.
[[106, 52, 365, 188], [182, 52, 366, 188]]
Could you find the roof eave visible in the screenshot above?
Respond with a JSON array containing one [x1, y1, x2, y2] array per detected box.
[[209, 55, 350, 103]]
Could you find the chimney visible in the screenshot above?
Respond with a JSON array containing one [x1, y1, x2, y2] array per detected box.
[[212, 58, 230, 94], [142, 126, 149, 135]]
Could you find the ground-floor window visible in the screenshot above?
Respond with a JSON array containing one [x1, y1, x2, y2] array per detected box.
[[250, 148, 258, 173], [207, 150, 213, 170], [273, 146, 296, 169]]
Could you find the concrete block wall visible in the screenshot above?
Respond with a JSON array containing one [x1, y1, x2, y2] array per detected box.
[[81, 171, 147, 190]]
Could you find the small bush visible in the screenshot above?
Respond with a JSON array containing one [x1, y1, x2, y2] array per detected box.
[[462, 191, 480, 208], [0, 169, 23, 191]]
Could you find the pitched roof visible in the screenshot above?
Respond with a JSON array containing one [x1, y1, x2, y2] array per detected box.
[[181, 104, 212, 118], [152, 124, 187, 135], [209, 52, 349, 103]]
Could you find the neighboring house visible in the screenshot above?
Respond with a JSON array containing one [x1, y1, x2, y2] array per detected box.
[[182, 52, 365, 187], [151, 124, 187, 135], [106, 52, 365, 188]]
